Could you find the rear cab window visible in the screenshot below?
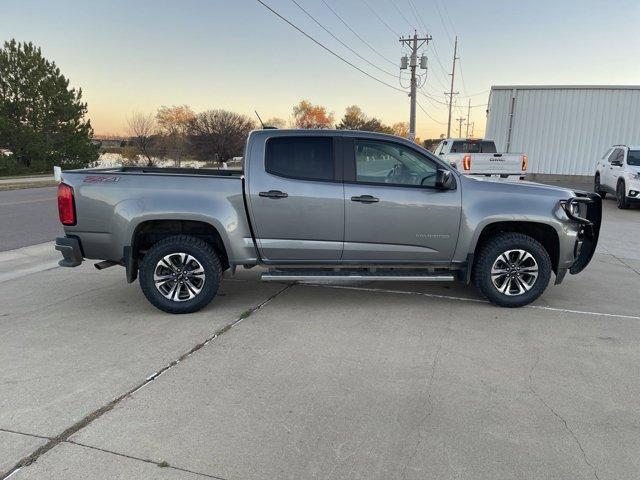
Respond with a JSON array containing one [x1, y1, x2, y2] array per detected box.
[[450, 140, 497, 154], [265, 137, 334, 181]]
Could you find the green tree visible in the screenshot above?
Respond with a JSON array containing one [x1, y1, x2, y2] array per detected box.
[[0, 40, 98, 173], [337, 105, 392, 133]]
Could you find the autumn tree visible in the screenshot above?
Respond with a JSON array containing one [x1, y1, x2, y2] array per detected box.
[[292, 100, 333, 129], [189, 109, 255, 163], [156, 105, 195, 167], [0, 40, 98, 173], [126, 112, 156, 166], [391, 122, 409, 138]]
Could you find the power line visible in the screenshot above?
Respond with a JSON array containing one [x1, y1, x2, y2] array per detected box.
[[432, 0, 455, 47], [319, 0, 397, 67], [361, 0, 399, 37], [391, 2, 414, 30], [289, 0, 398, 79], [255, 0, 407, 94], [417, 101, 447, 125], [406, 0, 428, 33]]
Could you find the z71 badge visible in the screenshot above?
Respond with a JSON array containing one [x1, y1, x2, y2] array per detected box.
[[84, 176, 120, 183]]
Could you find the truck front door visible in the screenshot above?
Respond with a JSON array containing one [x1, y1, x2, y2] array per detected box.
[[247, 135, 344, 261], [342, 138, 461, 263]]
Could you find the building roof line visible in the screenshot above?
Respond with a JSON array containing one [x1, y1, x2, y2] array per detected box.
[[491, 85, 640, 91]]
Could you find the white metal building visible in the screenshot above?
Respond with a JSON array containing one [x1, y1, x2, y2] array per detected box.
[[484, 85, 640, 176]]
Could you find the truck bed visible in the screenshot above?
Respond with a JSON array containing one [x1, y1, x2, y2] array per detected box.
[[69, 166, 243, 177]]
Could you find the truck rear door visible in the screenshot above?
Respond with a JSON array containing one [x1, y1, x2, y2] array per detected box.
[[246, 134, 344, 261]]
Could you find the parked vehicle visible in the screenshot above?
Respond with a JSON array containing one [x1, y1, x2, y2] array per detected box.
[[433, 138, 528, 180], [594, 145, 640, 209], [55, 130, 600, 313]]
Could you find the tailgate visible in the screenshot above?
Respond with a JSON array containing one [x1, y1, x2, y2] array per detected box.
[[467, 153, 524, 175]]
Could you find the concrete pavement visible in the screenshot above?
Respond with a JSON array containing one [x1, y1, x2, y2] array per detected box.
[[1, 197, 640, 479]]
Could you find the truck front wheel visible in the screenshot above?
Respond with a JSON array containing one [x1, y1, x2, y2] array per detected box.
[[473, 233, 551, 308], [139, 235, 221, 314]]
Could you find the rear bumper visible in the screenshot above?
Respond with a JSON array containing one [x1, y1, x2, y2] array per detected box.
[[55, 237, 83, 267]]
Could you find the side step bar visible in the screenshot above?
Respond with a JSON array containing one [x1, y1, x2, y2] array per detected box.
[[261, 269, 455, 282]]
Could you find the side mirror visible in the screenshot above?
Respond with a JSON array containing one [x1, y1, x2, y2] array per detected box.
[[611, 160, 623, 167], [435, 168, 455, 190]]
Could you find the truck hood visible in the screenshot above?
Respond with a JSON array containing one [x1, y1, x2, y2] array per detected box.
[[462, 175, 576, 198]]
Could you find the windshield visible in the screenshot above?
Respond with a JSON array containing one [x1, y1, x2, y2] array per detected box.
[[450, 140, 497, 154], [627, 150, 640, 166]]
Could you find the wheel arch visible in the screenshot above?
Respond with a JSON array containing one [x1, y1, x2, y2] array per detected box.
[[127, 219, 230, 283], [472, 221, 560, 275]]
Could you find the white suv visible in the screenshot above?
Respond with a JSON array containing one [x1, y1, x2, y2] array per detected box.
[[594, 145, 640, 209]]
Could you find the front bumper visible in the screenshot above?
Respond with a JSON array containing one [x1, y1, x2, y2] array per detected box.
[[565, 193, 602, 275], [55, 237, 83, 267]]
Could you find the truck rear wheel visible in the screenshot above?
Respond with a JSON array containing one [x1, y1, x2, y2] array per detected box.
[[139, 235, 221, 314], [473, 233, 551, 308]]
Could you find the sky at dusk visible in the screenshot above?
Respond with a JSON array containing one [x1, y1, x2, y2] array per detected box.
[[2, 0, 639, 139]]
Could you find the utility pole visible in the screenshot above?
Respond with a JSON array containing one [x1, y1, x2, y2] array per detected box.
[[400, 31, 431, 141], [445, 35, 459, 138], [465, 98, 471, 137], [456, 117, 465, 137]]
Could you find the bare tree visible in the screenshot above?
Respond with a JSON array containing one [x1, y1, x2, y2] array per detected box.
[[264, 117, 287, 129], [126, 112, 156, 166], [189, 110, 256, 164], [156, 105, 195, 167]]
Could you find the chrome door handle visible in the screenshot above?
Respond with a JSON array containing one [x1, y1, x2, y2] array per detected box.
[[259, 190, 288, 199], [351, 195, 379, 203]]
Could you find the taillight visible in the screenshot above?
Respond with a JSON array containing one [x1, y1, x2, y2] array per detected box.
[[521, 155, 528, 171], [462, 155, 472, 171], [58, 183, 76, 225]]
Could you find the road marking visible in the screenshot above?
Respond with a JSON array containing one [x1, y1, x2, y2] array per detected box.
[[307, 284, 640, 321], [0, 197, 55, 207]]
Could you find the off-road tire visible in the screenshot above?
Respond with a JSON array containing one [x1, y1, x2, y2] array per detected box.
[[617, 180, 630, 209], [473, 232, 552, 308], [139, 235, 221, 314]]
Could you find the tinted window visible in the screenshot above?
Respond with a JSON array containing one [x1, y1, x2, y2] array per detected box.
[[266, 137, 333, 181], [354, 140, 438, 187], [450, 140, 497, 153], [627, 150, 640, 166]]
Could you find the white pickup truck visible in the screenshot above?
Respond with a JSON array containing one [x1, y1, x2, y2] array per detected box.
[[433, 138, 528, 180]]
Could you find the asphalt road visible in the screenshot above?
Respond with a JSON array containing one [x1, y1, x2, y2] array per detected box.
[[0, 187, 61, 251]]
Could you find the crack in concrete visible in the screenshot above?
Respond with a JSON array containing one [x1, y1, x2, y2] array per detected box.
[[66, 440, 229, 479], [400, 316, 451, 480], [610, 254, 640, 278], [0, 428, 50, 441], [0, 284, 291, 480], [528, 353, 600, 480]]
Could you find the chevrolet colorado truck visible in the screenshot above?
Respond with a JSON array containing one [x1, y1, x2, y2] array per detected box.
[[433, 138, 528, 180], [55, 130, 601, 313]]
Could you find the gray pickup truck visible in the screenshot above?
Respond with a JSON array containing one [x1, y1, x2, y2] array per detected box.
[[55, 129, 601, 313]]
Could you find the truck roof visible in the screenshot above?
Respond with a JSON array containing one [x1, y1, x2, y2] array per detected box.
[[249, 128, 419, 142]]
